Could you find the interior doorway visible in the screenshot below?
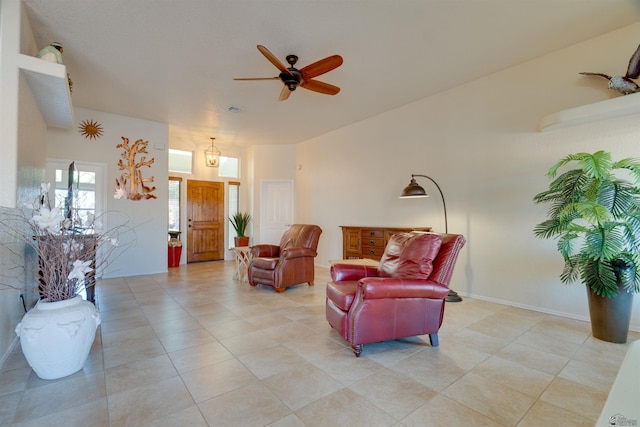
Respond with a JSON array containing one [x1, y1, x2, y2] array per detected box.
[[186, 180, 225, 262], [261, 180, 294, 245]]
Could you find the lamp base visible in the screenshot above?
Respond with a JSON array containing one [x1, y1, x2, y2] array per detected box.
[[445, 289, 463, 303]]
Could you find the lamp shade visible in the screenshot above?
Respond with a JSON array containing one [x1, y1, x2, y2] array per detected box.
[[400, 178, 428, 198]]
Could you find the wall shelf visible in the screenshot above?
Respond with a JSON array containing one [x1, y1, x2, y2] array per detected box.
[[539, 92, 640, 132], [16, 53, 73, 129]]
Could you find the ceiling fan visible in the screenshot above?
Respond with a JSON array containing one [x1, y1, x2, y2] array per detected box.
[[234, 45, 343, 101]]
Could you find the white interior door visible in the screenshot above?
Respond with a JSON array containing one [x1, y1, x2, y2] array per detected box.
[[261, 180, 294, 245]]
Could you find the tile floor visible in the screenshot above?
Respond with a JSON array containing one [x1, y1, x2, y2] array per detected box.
[[1, 261, 638, 426]]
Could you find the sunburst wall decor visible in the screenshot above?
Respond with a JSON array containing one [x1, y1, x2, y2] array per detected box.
[[78, 119, 104, 140]]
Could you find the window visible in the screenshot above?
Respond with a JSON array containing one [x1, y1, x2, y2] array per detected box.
[[219, 156, 239, 178], [228, 181, 240, 248], [46, 160, 105, 230], [168, 177, 182, 233], [169, 149, 193, 174]]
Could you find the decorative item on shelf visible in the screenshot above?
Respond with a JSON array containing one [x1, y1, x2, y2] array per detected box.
[[78, 119, 103, 140], [1, 183, 132, 380], [229, 211, 251, 247], [115, 136, 157, 200], [168, 231, 182, 268], [67, 73, 73, 94], [533, 151, 640, 343], [36, 42, 64, 64], [580, 43, 640, 95], [205, 137, 221, 167], [400, 174, 462, 302]]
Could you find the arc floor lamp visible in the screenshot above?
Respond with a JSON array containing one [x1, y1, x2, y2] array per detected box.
[[400, 174, 462, 302]]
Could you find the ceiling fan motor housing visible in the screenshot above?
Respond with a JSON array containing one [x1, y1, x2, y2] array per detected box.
[[280, 69, 302, 91]]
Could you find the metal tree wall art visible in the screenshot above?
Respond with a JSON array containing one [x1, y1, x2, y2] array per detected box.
[[115, 137, 157, 200]]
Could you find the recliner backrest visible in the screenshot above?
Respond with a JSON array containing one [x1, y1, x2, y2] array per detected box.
[[279, 224, 322, 252], [429, 233, 466, 286]]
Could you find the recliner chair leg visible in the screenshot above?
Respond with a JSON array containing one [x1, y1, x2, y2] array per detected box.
[[429, 333, 439, 347], [352, 344, 362, 357]]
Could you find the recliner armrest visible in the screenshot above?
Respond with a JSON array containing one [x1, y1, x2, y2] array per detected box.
[[281, 247, 316, 260], [251, 244, 280, 258], [330, 264, 379, 281], [358, 277, 450, 299]]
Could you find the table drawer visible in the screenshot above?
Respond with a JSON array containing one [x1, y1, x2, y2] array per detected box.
[[361, 229, 384, 239], [361, 246, 384, 258]]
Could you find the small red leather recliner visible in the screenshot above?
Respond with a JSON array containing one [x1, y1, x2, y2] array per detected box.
[[248, 224, 322, 293], [326, 231, 466, 357]]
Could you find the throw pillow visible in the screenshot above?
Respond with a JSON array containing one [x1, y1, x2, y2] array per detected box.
[[378, 232, 442, 280]]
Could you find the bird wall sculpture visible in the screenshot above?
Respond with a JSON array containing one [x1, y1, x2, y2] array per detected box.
[[580, 43, 640, 95]]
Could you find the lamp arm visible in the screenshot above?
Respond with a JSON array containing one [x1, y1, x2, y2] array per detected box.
[[412, 174, 448, 234]]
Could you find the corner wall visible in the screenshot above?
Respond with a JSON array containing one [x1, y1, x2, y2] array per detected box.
[[47, 107, 169, 277], [295, 23, 640, 330]]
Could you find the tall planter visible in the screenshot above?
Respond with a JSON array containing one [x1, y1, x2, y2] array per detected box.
[[15, 296, 100, 380], [587, 283, 634, 343]]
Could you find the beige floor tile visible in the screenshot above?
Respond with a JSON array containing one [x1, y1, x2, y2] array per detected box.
[[558, 359, 619, 392], [496, 342, 569, 376], [105, 354, 177, 395], [0, 366, 30, 396], [517, 400, 594, 427], [156, 326, 216, 353], [108, 376, 194, 426], [262, 363, 344, 411], [180, 358, 257, 402], [239, 344, 308, 379], [143, 405, 208, 427], [391, 349, 466, 392], [2, 261, 630, 426], [401, 394, 501, 427], [198, 382, 291, 427], [12, 398, 109, 427], [540, 377, 608, 422], [0, 391, 22, 426], [168, 340, 234, 373], [13, 372, 106, 422], [472, 355, 554, 398], [219, 329, 279, 356], [295, 388, 396, 427], [267, 413, 307, 427], [349, 368, 437, 420], [443, 373, 536, 425], [309, 347, 385, 386]]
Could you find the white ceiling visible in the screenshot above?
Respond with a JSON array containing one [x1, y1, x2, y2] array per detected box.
[[22, 0, 640, 150]]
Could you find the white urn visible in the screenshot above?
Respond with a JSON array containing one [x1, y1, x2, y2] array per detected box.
[[15, 295, 100, 380]]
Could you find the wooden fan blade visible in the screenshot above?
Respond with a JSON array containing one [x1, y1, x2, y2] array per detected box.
[[279, 85, 292, 101], [234, 77, 280, 81], [300, 79, 340, 95], [257, 45, 292, 76], [300, 55, 343, 80]]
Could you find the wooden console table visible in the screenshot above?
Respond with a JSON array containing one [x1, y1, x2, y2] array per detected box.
[[340, 226, 432, 260]]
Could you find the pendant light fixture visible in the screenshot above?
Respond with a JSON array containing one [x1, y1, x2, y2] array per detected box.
[[205, 137, 221, 167]]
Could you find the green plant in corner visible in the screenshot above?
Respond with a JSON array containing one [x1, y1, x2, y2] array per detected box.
[[229, 212, 251, 237], [533, 150, 640, 298]]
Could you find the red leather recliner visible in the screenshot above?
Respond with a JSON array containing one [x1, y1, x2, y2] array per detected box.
[[248, 224, 322, 293], [326, 232, 466, 356]]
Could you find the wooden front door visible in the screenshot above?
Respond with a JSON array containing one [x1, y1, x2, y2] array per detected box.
[[186, 180, 224, 262]]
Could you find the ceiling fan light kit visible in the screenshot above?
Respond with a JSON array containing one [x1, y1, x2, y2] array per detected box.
[[234, 45, 343, 101]]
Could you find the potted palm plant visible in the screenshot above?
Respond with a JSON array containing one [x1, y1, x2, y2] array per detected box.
[[229, 212, 251, 247], [533, 150, 640, 343]]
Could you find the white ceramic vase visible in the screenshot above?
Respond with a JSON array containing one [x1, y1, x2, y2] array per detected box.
[[15, 295, 101, 380]]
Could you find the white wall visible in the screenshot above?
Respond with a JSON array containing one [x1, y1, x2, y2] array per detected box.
[[250, 144, 296, 245], [47, 107, 169, 277], [294, 23, 640, 330]]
